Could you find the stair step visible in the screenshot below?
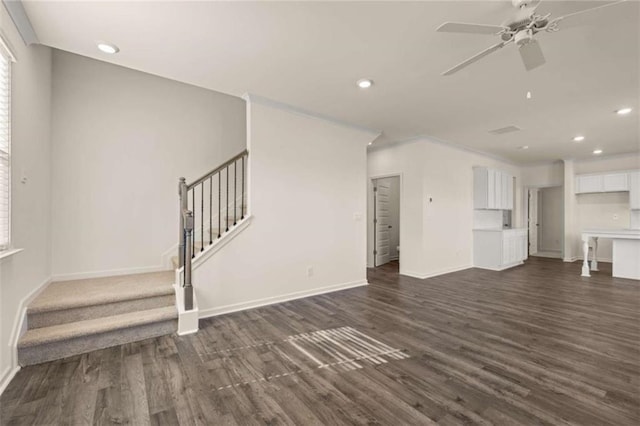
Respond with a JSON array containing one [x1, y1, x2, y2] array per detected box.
[[27, 271, 175, 328], [29, 271, 174, 313], [18, 306, 177, 366]]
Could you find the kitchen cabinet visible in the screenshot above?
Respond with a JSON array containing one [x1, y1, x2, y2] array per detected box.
[[630, 171, 640, 210], [474, 167, 514, 210], [473, 228, 527, 271], [575, 171, 631, 194]]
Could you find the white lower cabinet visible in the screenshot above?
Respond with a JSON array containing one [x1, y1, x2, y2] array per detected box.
[[474, 228, 527, 271]]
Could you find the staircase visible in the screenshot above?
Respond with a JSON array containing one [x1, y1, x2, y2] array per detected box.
[[18, 271, 177, 366], [16, 149, 249, 366]]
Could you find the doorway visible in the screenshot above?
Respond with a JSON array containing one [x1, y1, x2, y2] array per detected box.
[[528, 186, 563, 259], [372, 176, 400, 268]]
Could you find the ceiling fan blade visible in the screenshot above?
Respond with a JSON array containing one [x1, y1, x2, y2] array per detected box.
[[437, 22, 507, 35], [547, 0, 628, 30], [442, 41, 510, 76], [519, 39, 546, 71]]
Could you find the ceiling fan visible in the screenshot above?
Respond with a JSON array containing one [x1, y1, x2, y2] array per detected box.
[[437, 0, 629, 76]]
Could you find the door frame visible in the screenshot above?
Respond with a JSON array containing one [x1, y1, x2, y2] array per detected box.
[[524, 184, 564, 259], [368, 173, 403, 268]]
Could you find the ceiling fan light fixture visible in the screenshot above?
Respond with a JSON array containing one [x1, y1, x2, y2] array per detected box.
[[97, 42, 119, 54], [357, 79, 373, 89], [616, 107, 632, 115], [593, 149, 603, 155], [573, 135, 585, 142]]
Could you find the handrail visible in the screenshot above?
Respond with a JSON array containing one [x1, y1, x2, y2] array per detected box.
[[187, 149, 248, 190], [177, 149, 249, 313]]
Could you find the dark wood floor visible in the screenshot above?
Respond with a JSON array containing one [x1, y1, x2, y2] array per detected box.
[[1, 257, 639, 425]]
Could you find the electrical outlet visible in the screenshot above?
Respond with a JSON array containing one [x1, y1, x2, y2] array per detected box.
[[307, 266, 314, 277]]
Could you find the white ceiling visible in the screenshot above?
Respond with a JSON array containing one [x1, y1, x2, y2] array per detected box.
[[21, 0, 640, 164]]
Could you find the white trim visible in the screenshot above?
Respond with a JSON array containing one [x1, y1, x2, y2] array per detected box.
[[368, 173, 403, 268], [369, 135, 518, 167], [52, 264, 169, 282], [1, 0, 38, 46], [177, 216, 254, 284], [161, 243, 179, 270], [0, 366, 20, 396], [400, 264, 472, 279], [199, 279, 368, 319], [563, 256, 579, 263], [0, 248, 22, 260], [0, 31, 17, 62], [243, 93, 381, 138], [173, 284, 199, 336], [5, 275, 51, 391], [473, 261, 524, 272]]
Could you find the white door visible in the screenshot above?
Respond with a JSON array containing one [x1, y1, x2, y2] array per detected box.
[[374, 181, 391, 266], [528, 189, 538, 255]]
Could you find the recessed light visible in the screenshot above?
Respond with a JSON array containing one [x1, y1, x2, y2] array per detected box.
[[573, 135, 585, 142], [357, 79, 373, 89], [616, 107, 632, 115], [593, 149, 603, 155], [368, 142, 372, 146], [526, 91, 532, 99], [97, 42, 119, 54], [518, 145, 529, 150]]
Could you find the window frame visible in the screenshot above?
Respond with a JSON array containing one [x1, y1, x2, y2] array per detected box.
[[0, 35, 16, 252]]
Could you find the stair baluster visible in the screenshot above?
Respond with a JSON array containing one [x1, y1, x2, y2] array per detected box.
[[177, 149, 248, 312]]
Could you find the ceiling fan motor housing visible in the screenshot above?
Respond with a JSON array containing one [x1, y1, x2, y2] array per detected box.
[[515, 29, 534, 46]]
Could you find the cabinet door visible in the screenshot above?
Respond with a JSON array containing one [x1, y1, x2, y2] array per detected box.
[[488, 169, 497, 209], [630, 171, 640, 209], [493, 170, 503, 209], [575, 175, 604, 193], [501, 173, 509, 210], [502, 235, 510, 264], [603, 173, 629, 192], [505, 173, 514, 210]]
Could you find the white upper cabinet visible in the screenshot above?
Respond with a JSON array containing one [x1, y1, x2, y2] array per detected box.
[[474, 167, 514, 210], [629, 171, 640, 210], [603, 173, 629, 192], [575, 171, 635, 194]]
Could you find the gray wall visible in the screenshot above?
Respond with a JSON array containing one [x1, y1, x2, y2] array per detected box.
[[0, 8, 53, 379], [50, 50, 246, 277]]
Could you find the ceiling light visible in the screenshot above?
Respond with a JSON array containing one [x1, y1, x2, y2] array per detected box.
[[593, 149, 603, 155], [573, 135, 585, 142], [526, 91, 532, 99], [368, 142, 372, 146], [97, 42, 119, 54], [518, 145, 529, 150], [357, 79, 373, 89], [616, 107, 632, 115]]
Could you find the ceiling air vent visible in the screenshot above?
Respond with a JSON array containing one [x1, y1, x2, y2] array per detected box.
[[488, 125, 521, 135]]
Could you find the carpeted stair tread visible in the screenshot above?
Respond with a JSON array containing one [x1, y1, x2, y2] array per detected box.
[[28, 271, 174, 313], [18, 306, 177, 348]]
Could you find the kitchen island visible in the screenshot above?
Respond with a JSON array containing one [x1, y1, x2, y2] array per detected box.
[[581, 228, 640, 280]]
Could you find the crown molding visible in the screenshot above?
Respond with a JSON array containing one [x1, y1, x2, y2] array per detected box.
[[242, 93, 381, 138], [2, 0, 38, 45]]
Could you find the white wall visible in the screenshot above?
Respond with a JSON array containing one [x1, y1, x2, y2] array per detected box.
[[538, 186, 563, 252], [50, 51, 246, 279], [192, 97, 377, 317], [521, 161, 563, 188], [368, 139, 522, 279], [0, 7, 52, 387]]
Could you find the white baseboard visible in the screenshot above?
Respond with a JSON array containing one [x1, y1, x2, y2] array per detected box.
[[0, 366, 20, 396], [52, 264, 170, 282], [473, 261, 524, 272], [401, 264, 472, 279], [4, 276, 51, 395], [199, 279, 368, 319], [564, 257, 613, 263]]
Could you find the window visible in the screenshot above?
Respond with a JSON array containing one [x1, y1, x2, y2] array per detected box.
[[0, 42, 11, 250]]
